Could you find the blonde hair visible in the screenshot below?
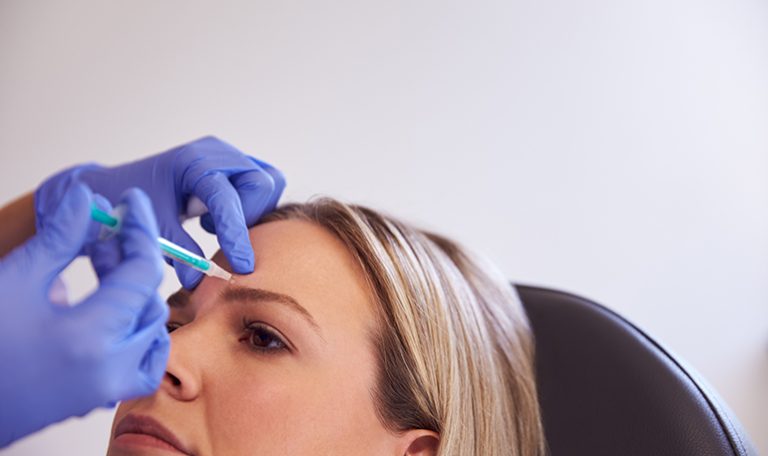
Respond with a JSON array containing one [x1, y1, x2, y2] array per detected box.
[[262, 198, 545, 456]]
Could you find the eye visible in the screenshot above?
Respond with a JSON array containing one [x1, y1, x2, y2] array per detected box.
[[239, 318, 289, 354], [166, 322, 183, 333]]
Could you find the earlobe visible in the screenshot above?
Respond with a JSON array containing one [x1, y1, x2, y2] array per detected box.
[[399, 430, 439, 456]]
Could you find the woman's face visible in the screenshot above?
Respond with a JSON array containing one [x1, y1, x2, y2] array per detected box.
[[106, 219, 424, 455]]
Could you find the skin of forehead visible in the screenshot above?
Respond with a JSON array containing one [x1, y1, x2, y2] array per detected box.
[[205, 219, 378, 339]]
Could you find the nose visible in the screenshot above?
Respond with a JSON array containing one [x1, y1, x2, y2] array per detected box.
[[160, 325, 203, 401]]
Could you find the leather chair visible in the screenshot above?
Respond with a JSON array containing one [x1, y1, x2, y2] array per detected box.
[[515, 283, 758, 455]]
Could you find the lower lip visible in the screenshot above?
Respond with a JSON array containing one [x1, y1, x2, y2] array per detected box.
[[113, 432, 187, 454]]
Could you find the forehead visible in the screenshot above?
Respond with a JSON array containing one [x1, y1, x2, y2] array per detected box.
[[210, 218, 377, 334], [240, 219, 363, 287]]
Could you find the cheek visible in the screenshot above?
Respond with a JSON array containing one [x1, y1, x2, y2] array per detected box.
[[207, 350, 387, 454], [286, 351, 392, 452], [205, 363, 318, 452], [215, 365, 296, 422]]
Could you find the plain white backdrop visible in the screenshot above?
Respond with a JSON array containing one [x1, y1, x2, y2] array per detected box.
[[1, 0, 766, 454]]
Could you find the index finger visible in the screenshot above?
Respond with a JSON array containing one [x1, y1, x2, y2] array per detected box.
[[192, 172, 254, 274]]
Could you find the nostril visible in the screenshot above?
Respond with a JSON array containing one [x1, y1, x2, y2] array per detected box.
[[166, 372, 182, 387]]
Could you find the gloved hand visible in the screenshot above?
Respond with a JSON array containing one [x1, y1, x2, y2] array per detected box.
[[36, 136, 286, 288], [0, 182, 170, 447]]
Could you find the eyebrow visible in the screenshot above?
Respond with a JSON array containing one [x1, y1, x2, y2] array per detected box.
[[167, 286, 321, 334]]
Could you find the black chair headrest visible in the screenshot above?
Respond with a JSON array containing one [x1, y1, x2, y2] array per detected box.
[[515, 283, 757, 456]]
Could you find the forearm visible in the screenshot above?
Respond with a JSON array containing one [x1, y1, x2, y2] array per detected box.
[[0, 192, 36, 258]]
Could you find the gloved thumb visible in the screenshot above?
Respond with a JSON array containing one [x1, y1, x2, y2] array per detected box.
[[9, 181, 94, 282]]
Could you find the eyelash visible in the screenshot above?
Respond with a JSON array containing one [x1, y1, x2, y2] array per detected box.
[[165, 319, 290, 355], [239, 317, 290, 354], [166, 322, 182, 333]]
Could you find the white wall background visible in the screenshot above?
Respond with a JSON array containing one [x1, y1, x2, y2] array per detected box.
[[1, 0, 766, 454]]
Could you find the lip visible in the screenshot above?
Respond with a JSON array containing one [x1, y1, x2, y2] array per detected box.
[[113, 413, 193, 455]]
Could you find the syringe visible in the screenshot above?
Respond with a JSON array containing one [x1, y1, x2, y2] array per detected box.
[[90, 205, 233, 282]]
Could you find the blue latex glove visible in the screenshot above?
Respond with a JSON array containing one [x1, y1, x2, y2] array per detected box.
[[36, 136, 286, 288], [0, 182, 170, 447]]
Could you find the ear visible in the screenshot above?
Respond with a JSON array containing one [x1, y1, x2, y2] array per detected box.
[[396, 429, 439, 456]]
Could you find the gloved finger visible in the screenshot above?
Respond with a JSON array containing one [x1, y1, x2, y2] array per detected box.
[[199, 212, 216, 234], [76, 188, 164, 323], [233, 167, 281, 226], [177, 136, 261, 197], [247, 156, 286, 212], [192, 172, 254, 274], [161, 221, 205, 289], [5, 181, 93, 283], [198, 168, 272, 232], [135, 295, 171, 393], [111, 296, 170, 399], [174, 259, 203, 290], [86, 194, 122, 279], [88, 238, 122, 280], [136, 292, 169, 332], [137, 328, 171, 395], [199, 158, 285, 233]]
